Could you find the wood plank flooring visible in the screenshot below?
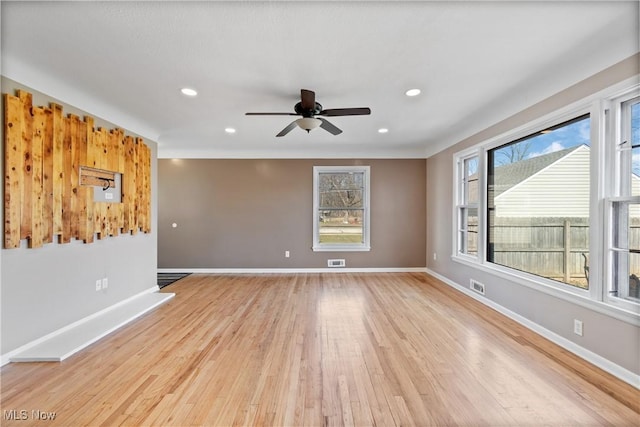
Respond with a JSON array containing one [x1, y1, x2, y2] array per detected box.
[[1, 273, 639, 426]]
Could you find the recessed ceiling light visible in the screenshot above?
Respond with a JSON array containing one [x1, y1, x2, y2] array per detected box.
[[378, 128, 389, 134], [180, 87, 198, 97], [225, 128, 236, 134], [405, 88, 421, 97]]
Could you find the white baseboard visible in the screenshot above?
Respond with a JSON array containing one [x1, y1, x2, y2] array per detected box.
[[425, 268, 640, 390], [1, 285, 161, 366], [158, 267, 428, 274]]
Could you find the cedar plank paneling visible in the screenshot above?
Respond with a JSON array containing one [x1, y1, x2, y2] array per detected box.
[[141, 143, 151, 232], [42, 107, 54, 243], [51, 103, 64, 238], [131, 138, 140, 235], [95, 128, 108, 239], [69, 115, 80, 240], [4, 94, 23, 248], [29, 107, 46, 248], [81, 116, 95, 243], [61, 116, 72, 243], [117, 133, 126, 231], [18, 90, 33, 240], [76, 119, 91, 242], [122, 136, 134, 233], [3, 90, 152, 248]]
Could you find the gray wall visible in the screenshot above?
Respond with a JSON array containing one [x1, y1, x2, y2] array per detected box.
[[0, 78, 158, 356], [426, 54, 640, 375], [158, 159, 426, 269]]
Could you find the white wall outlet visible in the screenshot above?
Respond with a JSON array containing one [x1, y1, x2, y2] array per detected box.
[[285, 250, 290, 258], [102, 277, 108, 289], [573, 319, 583, 336], [95, 279, 102, 291], [433, 252, 437, 260]]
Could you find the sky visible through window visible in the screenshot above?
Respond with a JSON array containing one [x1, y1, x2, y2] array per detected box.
[[493, 116, 590, 167], [632, 102, 640, 175]]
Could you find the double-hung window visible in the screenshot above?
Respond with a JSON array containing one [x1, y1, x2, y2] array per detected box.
[[313, 166, 371, 252], [608, 94, 640, 305]]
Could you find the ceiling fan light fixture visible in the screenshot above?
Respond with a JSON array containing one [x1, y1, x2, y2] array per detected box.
[[296, 117, 322, 133]]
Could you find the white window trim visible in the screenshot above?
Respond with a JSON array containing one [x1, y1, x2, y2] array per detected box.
[[451, 76, 640, 326], [312, 165, 371, 252]]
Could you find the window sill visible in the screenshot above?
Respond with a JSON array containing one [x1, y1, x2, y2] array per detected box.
[[312, 245, 371, 252], [451, 255, 640, 326]]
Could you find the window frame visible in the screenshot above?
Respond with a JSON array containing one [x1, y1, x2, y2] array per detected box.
[[485, 113, 591, 291], [312, 165, 371, 252], [451, 77, 640, 325]]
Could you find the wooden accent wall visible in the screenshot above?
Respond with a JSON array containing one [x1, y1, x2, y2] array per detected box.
[[3, 90, 151, 249]]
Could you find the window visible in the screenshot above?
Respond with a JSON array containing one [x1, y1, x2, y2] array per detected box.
[[609, 95, 640, 303], [452, 80, 640, 318], [456, 155, 479, 258], [313, 166, 370, 252], [487, 115, 591, 289]]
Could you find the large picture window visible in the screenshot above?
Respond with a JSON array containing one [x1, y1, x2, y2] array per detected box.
[[313, 166, 370, 252], [487, 114, 591, 289]]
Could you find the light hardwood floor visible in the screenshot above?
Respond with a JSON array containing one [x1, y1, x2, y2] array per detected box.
[[1, 273, 639, 426]]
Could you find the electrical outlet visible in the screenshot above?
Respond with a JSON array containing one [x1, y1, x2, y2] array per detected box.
[[573, 319, 583, 336], [95, 279, 102, 291], [102, 277, 108, 289], [433, 252, 437, 260], [285, 250, 290, 258]]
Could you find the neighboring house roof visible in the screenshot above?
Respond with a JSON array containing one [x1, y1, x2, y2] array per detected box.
[[492, 146, 582, 197]]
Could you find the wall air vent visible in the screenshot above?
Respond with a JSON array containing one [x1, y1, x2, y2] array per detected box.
[[328, 259, 346, 268], [470, 279, 485, 295]]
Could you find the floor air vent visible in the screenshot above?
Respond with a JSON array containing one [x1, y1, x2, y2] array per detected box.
[[470, 279, 485, 295], [328, 259, 346, 268]]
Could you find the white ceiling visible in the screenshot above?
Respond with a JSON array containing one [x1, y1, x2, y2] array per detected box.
[[2, 1, 638, 158]]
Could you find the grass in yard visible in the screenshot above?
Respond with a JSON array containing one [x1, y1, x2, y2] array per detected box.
[[319, 234, 363, 244]]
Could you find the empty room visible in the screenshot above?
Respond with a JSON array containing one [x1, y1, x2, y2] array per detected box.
[[1, 1, 639, 426]]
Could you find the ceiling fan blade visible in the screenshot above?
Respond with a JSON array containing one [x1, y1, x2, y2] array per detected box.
[[318, 118, 343, 135], [245, 112, 298, 116], [319, 107, 371, 117], [300, 89, 316, 111], [276, 121, 298, 137]]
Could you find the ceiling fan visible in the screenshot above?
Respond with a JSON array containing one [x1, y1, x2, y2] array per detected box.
[[246, 89, 371, 137]]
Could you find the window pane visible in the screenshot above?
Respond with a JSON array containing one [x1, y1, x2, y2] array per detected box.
[[631, 101, 640, 196], [632, 101, 640, 146], [611, 200, 640, 301], [319, 173, 364, 209], [487, 115, 590, 289], [612, 251, 640, 301], [459, 207, 478, 255], [318, 209, 363, 244], [465, 157, 479, 204], [629, 252, 640, 300]]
